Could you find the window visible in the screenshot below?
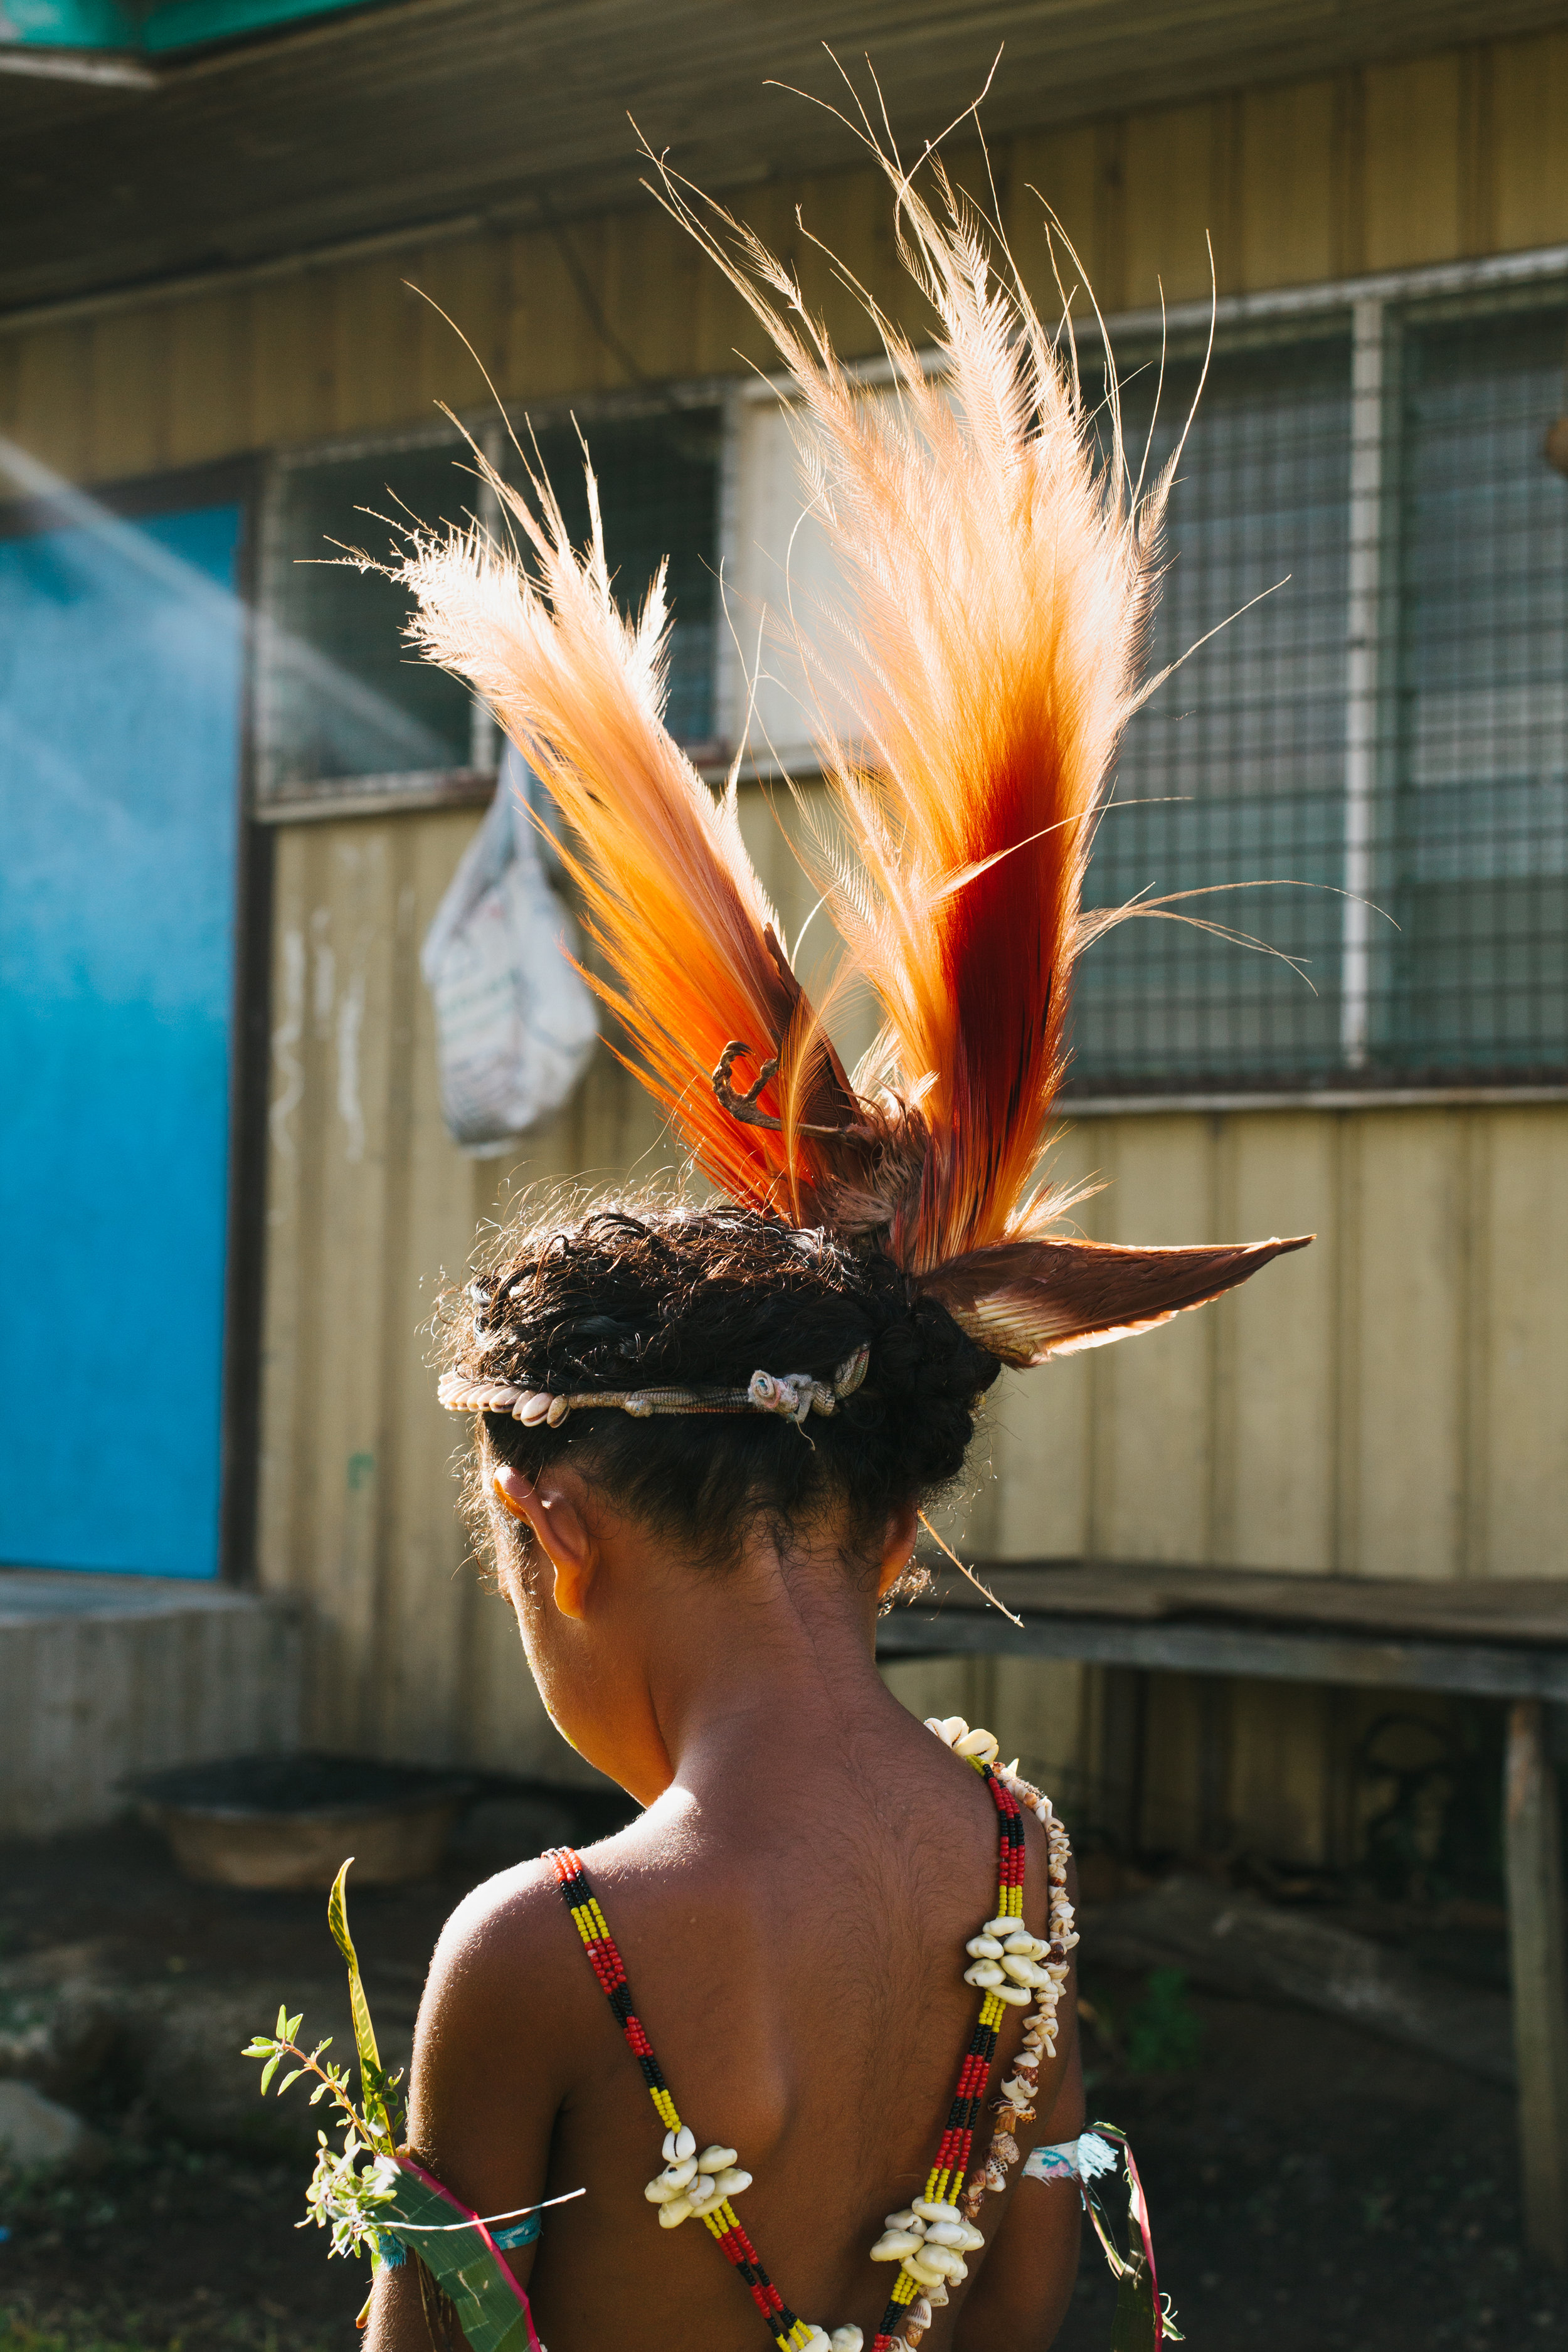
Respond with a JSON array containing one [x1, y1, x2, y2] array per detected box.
[[1066, 285, 1568, 1095], [256, 405, 722, 809]]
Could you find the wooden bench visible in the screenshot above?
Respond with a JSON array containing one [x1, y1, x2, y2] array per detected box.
[[878, 1561, 1568, 2266]]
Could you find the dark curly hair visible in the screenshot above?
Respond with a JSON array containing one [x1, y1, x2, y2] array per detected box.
[[441, 1202, 1002, 1577]]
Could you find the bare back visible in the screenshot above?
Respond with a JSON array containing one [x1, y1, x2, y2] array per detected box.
[[370, 1683, 1083, 2351]]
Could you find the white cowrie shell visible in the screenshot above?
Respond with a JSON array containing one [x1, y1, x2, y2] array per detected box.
[[918, 2245, 968, 2282], [963, 1961, 1004, 1988], [871, 2230, 923, 2260], [715, 2167, 752, 2196], [938, 1715, 969, 1744], [661, 2124, 695, 2163], [965, 1935, 1004, 1959], [911, 2199, 960, 2225], [830, 2330, 865, 2352], [644, 2176, 680, 2204], [953, 1728, 999, 1762], [1003, 1955, 1048, 1988], [922, 2221, 970, 2248], [909, 2302, 934, 2332], [901, 2254, 948, 2289], [993, 1981, 1032, 2006], [883, 2210, 921, 2233], [926, 2281, 951, 2308], [983, 1915, 1018, 1939], [686, 2174, 719, 2209], [545, 1394, 570, 1428], [697, 2144, 738, 2172], [517, 1392, 552, 1426], [657, 2195, 694, 2228], [1004, 1930, 1044, 1956], [658, 2157, 697, 2191]]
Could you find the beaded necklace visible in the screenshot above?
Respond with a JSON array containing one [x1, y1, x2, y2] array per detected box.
[[545, 1715, 1076, 2351]]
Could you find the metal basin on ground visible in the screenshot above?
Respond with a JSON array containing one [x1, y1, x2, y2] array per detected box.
[[128, 1754, 477, 1888]]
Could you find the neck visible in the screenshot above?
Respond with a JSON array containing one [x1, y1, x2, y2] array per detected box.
[[640, 1529, 904, 1798]]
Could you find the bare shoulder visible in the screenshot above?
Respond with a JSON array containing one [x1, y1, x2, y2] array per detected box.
[[405, 1853, 597, 2198], [425, 1851, 574, 2007]]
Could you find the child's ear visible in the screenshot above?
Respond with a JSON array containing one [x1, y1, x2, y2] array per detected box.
[[876, 1502, 920, 1597], [492, 1464, 595, 1621]]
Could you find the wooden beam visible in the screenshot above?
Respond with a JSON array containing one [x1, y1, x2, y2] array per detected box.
[[1505, 1699, 1568, 2267], [876, 1609, 1568, 1702]]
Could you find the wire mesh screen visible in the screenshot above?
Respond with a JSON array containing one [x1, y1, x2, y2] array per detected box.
[[1380, 298, 1568, 1077], [1069, 334, 1353, 1093], [257, 406, 721, 804], [1067, 297, 1568, 1095]]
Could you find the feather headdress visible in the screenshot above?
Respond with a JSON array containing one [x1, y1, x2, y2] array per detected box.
[[398, 135, 1308, 1365]]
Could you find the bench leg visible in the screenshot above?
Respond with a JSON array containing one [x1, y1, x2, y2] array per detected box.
[[1505, 1698, 1568, 2267]]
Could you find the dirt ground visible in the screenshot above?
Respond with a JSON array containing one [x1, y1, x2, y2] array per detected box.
[[1, 1814, 1562, 2352]]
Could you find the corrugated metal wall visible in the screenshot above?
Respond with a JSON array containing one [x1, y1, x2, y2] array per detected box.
[[5, 27, 1567, 1854]]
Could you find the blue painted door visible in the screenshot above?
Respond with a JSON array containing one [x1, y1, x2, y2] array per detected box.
[[1, 497, 245, 1577]]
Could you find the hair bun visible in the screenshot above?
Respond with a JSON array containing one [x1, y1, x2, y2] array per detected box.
[[443, 1202, 1000, 1574]]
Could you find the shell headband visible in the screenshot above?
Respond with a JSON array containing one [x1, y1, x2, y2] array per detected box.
[[438, 1345, 871, 1431]]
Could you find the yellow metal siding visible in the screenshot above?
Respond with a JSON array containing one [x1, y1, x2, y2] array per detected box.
[[987, 1104, 1568, 1584]]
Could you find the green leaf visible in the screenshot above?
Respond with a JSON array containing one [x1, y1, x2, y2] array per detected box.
[[242, 2038, 274, 2058], [279, 2069, 303, 2093], [286, 2013, 304, 2042], [327, 1858, 393, 2151], [310, 2084, 330, 2104], [1110, 2254, 1158, 2352], [260, 2053, 281, 2095], [276, 2003, 288, 2038]]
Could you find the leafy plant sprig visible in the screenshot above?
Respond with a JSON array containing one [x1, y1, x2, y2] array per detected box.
[[242, 1860, 408, 2280]]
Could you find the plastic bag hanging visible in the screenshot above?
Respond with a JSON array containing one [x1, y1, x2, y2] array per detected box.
[[420, 741, 597, 1155]]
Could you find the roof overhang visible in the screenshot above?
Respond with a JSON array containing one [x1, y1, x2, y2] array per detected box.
[[3, 0, 1565, 319]]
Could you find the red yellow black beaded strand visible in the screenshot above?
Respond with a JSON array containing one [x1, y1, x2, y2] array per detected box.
[[549, 1848, 809, 2349]]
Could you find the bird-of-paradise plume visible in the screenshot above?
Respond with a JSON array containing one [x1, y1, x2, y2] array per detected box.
[[396, 101, 1310, 1363]]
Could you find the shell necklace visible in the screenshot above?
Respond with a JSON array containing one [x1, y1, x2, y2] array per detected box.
[[545, 1714, 1076, 2351]]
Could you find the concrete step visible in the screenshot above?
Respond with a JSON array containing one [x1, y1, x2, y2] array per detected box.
[[0, 1570, 302, 1838]]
